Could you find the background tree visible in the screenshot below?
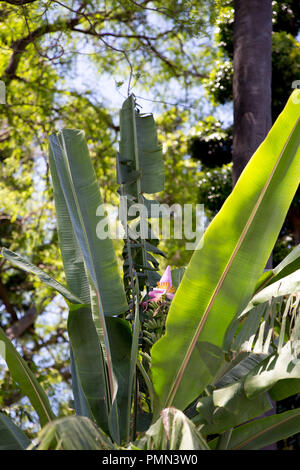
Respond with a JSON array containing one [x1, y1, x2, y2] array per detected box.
[[191, 0, 300, 266], [232, 0, 272, 185]]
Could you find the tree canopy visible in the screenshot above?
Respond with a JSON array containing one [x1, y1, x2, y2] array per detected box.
[[0, 0, 299, 447]]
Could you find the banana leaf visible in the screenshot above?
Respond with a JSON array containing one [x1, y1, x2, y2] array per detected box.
[[1, 248, 82, 305], [134, 407, 209, 450], [50, 142, 110, 426], [106, 317, 132, 444], [67, 304, 109, 434], [49, 129, 129, 416], [0, 327, 55, 427], [244, 341, 300, 401], [254, 243, 300, 294], [194, 380, 271, 436], [0, 412, 31, 450], [151, 91, 300, 413], [70, 347, 92, 418], [49, 129, 128, 316], [49, 145, 91, 304], [36, 416, 115, 450], [212, 407, 300, 450], [241, 268, 300, 317], [215, 352, 268, 389], [118, 94, 164, 196]]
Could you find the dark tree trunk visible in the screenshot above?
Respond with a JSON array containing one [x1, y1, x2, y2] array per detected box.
[[233, 2, 275, 447], [232, 0, 273, 185], [233, 0, 273, 269]]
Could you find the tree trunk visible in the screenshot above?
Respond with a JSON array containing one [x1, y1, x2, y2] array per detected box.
[[232, 0, 272, 185], [233, 1, 275, 448], [233, 0, 273, 269]]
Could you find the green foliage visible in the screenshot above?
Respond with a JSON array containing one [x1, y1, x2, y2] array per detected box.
[[212, 408, 300, 450], [273, 0, 300, 36], [36, 415, 116, 450], [0, 0, 218, 419], [197, 164, 232, 219], [272, 32, 300, 121], [0, 325, 56, 427], [188, 118, 232, 168], [1, 81, 300, 452], [0, 411, 31, 450], [133, 407, 209, 450], [198, 0, 300, 273], [205, 60, 233, 106]]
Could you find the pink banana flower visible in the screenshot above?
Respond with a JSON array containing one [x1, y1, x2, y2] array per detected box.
[[148, 266, 175, 302]]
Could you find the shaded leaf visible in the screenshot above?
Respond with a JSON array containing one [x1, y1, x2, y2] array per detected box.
[[67, 304, 109, 434], [0, 412, 31, 450], [135, 407, 209, 450], [37, 416, 115, 450], [223, 407, 300, 450], [0, 327, 55, 427]]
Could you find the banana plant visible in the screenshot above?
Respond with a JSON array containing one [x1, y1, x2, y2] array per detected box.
[[0, 94, 166, 448], [1, 91, 300, 451]]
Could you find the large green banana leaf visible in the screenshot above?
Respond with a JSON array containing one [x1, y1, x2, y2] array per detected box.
[[254, 243, 300, 294], [50, 130, 133, 443], [118, 94, 164, 196], [133, 407, 209, 450], [151, 91, 300, 413], [1, 248, 82, 305], [49, 129, 129, 413], [70, 347, 92, 418], [213, 407, 300, 450], [0, 412, 31, 450], [50, 143, 110, 424], [194, 380, 271, 437], [49, 129, 127, 316], [241, 268, 300, 316], [67, 304, 109, 434], [48, 145, 91, 304], [0, 328, 55, 427], [36, 416, 115, 450]]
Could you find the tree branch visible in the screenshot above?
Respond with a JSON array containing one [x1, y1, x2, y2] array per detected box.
[[5, 305, 36, 339], [4, 16, 80, 80], [0, 0, 38, 5]]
